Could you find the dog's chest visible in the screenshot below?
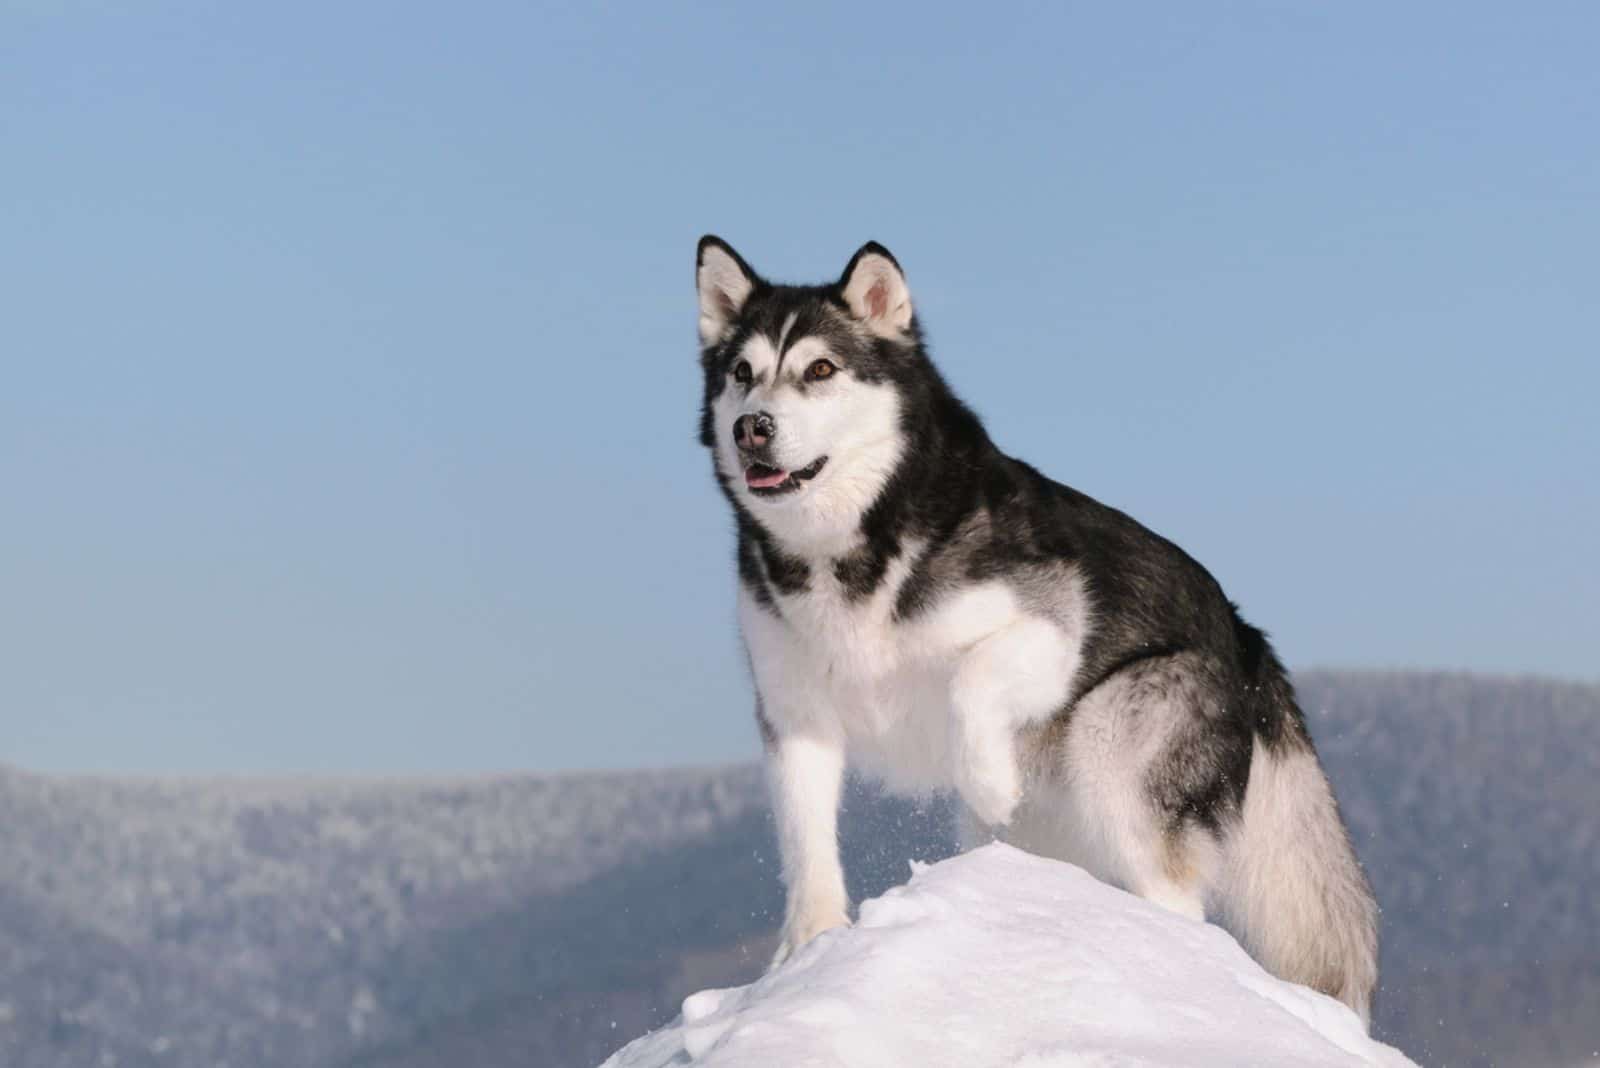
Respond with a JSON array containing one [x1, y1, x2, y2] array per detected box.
[[752, 557, 1022, 785], [783, 572, 923, 692]]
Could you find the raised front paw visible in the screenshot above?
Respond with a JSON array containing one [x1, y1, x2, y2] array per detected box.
[[954, 752, 1021, 829], [768, 903, 850, 971]]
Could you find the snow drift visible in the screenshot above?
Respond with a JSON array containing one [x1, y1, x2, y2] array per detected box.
[[601, 843, 1415, 1067]]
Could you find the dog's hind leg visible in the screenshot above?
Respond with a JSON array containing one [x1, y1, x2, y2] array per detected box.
[[1021, 780, 1216, 922], [1043, 653, 1247, 924], [1123, 825, 1215, 922]]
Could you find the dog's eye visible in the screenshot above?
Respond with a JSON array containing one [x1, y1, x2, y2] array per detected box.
[[733, 360, 752, 385], [805, 359, 837, 381]]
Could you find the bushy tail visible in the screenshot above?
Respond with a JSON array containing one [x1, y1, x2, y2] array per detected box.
[[1220, 718, 1379, 1026]]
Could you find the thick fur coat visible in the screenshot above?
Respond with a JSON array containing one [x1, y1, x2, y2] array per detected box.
[[695, 237, 1378, 1023]]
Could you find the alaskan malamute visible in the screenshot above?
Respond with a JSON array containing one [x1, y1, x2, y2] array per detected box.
[[695, 237, 1378, 1023]]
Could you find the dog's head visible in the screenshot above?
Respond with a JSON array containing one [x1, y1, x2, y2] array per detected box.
[[695, 237, 919, 551]]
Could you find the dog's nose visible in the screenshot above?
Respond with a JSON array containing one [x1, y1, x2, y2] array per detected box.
[[734, 411, 776, 450]]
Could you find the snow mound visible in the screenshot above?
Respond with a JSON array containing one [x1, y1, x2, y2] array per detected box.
[[601, 843, 1415, 1068]]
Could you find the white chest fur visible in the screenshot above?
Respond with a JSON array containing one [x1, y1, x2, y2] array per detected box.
[[739, 544, 1041, 792]]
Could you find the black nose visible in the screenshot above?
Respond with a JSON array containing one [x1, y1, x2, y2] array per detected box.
[[734, 411, 776, 450]]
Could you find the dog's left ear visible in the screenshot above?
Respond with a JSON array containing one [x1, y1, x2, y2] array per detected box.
[[839, 242, 913, 337]]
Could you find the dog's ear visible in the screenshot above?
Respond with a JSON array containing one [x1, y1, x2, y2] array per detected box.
[[697, 236, 760, 346], [839, 242, 913, 337]]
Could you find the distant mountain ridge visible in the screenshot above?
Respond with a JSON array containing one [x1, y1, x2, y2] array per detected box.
[[0, 671, 1596, 1067]]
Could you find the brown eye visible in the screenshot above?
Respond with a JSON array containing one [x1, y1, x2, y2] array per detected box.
[[806, 359, 836, 381], [733, 360, 752, 384]]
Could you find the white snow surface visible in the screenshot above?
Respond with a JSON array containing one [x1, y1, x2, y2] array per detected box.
[[601, 844, 1416, 1068]]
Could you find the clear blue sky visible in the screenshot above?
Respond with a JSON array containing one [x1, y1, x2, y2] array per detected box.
[[3, 3, 1596, 774]]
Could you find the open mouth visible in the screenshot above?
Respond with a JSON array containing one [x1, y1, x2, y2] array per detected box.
[[744, 456, 828, 497]]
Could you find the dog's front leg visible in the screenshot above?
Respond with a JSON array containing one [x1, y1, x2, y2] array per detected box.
[[949, 617, 1078, 829], [764, 728, 849, 969]]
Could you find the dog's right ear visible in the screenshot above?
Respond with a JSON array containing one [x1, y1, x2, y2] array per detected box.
[[697, 236, 760, 346]]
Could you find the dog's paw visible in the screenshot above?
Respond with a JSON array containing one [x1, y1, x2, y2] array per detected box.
[[768, 905, 850, 971], [955, 753, 1021, 829]]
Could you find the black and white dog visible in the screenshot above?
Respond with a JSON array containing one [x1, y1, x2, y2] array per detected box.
[[695, 237, 1378, 1023]]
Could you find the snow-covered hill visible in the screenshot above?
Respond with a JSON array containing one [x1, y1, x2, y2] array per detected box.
[[604, 844, 1417, 1068]]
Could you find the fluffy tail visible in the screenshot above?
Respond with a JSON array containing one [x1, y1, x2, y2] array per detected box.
[[1220, 704, 1379, 1025]]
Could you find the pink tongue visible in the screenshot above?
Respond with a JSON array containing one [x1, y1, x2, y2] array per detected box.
[[745, 467, 790, 489]]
